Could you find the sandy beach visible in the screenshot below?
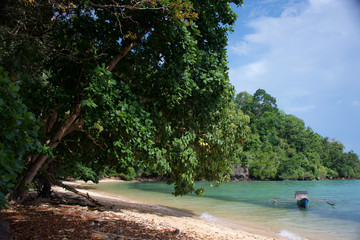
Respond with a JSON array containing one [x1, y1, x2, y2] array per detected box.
[[58, 179, 284, 240], [1, 179, 286, 239]]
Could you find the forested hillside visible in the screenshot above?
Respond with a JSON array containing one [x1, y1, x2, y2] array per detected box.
[[234, 89, 360, 180]]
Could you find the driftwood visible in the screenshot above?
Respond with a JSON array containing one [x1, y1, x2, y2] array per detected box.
[[43, 172, 103, 207]]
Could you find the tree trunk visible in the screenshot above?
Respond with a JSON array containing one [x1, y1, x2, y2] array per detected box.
[[106, 24, 153, 72], [44, 172, 102, 206], [10, 103, 83, 202], [10, 22, 152, 202], [35, 173, 52, 198]]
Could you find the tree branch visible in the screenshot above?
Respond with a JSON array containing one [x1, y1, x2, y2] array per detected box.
[[43, 171, 103, 207], [88, 0, 169, 11], [63, 117, 84, 137], [79, 129, 105, 151], [47, 103, 82, 148], [106, 23, 154, 71], [44, 108, 58, 134]]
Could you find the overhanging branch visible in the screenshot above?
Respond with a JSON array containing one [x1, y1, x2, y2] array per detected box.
[[43, 171, 103, 207], [106, 23, 154, 72], [88, 0, 169, 11]]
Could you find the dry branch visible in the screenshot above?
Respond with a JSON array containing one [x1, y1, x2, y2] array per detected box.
[[43, 171, 103, 207]]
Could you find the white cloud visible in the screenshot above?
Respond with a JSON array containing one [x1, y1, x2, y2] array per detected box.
[[228, 41, 250, 55], [242, 61, 267, 78], [353, 101, 360, 107], [228, 0, 360, 154], [229, 61, 269, 94], [229, 0, 360, 107], [286, 105, 316, 113], [280, 1, 307, 17]]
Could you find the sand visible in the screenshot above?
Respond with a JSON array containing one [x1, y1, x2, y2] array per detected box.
[[55, 179, 286, 240]]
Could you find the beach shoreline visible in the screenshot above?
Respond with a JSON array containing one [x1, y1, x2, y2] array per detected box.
[[1, 178, 289, 239], [57, 179, 286, 240]]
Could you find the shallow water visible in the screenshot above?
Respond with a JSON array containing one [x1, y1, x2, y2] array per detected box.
[[89, 180, 360, 240]]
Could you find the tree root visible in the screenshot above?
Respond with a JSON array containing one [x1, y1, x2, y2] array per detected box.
[[43, 171, 103, 207]]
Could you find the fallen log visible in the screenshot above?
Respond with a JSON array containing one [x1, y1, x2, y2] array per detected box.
[[43, 171, 103, 207]]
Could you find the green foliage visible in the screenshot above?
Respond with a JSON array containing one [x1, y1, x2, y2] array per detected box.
[[235, 89, 360, 180], [73, 162, 100, 183], [1, 0, 247, 197], [0, 66, 40, 209], [249, 151, 280, 180]]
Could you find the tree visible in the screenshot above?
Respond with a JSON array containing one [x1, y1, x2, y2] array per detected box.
[[280, 114, 306, 151], [235, 91, 252, 112], [251, 89, 277, 118], [248, 150, 280, 180], [0, 0, 246, 200], [339, 151, 360, 177], [235, 90, 360, 181], [0, 66, 40, 209]]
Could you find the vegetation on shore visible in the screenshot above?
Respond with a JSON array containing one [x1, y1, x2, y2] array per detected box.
[[0, 0, 359, 212], [0, 0, 246, 209], [234, 89, 360, 181], [87, 89, 360, 182]]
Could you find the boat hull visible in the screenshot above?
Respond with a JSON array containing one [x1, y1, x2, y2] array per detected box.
[[297, 198, 309, 208]]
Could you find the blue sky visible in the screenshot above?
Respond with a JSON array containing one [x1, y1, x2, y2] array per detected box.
[[227, 0, 360, 155]]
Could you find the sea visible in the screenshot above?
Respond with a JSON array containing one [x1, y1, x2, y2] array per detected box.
[[87, 180, 360, 240]]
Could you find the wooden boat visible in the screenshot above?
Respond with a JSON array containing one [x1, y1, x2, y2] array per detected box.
[[295, 191, 309, 208], [297, 197, 309, 207], [273, 191, 334, 208]]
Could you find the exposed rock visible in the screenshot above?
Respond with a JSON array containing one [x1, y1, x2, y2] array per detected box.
[[230, 165, 249, 181]]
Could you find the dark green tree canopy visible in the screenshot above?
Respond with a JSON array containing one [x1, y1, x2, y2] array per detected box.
[[235, 90, 360, 180], [0, 0, 247, 203], [0, 66, 41, 209]]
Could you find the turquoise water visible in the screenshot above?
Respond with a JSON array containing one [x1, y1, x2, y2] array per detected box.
[[88, 180, 360, 240]]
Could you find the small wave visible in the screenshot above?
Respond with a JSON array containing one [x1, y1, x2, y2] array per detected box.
[[154, 205, 191, 216], [155, 205, 168, 211], [200, 212, 220, 223], [155, 205, 178, 213], [279, 230, 308, 240]]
